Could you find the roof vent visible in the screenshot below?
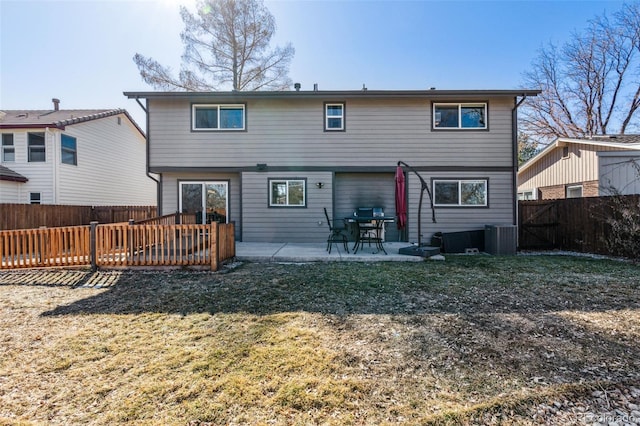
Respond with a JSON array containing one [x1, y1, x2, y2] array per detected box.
[[313, 83, 318, 91], [52, 98, 60, 111], [294, 83, 301, 91]]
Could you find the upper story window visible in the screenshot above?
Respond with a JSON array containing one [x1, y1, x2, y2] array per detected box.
[[433, 103, 487, 129], [30, 192, 41, 204], [28, 132, 46, 162], [433, 179, 488, 207], [192, 104, 245, 131], [269, 179, 306, 207], [325, 103, 345, 131], [61, 134, 77, 165], [2, 134, 15, 162]]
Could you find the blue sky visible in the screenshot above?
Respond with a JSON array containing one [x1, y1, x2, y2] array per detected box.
[[0, 0, 627, 128]]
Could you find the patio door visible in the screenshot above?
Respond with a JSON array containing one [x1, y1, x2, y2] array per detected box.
[[179, 181, 228, 224]]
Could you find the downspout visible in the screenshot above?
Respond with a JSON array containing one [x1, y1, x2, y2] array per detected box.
[[135, 97, 161, 215], [46, 127, 58, 204], [512, 94, 528, 225]]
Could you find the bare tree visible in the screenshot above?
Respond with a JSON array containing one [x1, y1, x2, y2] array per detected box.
[[133, 0, 295, 91], [521, 3, 640, 143]]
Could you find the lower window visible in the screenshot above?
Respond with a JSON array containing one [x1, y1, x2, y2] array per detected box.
[[179, 181, 228, 224], [566, 185, 583, 198], [269, 179, 306, 207], [30, 192, 41, 205], [434, 179, 487, 207]]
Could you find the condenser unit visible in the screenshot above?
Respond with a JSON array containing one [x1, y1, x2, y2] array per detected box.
[[485, 225, 517, 255]]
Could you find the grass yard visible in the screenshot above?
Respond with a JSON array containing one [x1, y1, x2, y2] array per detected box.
[[0, 255, 639, 425]]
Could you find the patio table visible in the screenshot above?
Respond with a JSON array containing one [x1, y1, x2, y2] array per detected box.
[[345, 216, 395, 254]]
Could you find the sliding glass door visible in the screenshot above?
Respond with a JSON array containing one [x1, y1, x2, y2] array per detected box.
[[179, 181, 228, 224]]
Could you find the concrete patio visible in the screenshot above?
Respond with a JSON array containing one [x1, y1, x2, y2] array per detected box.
[[235, 241, 438, 263]]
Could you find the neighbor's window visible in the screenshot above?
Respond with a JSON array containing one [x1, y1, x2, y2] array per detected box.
[[269, 179, 306, 207], [325, 103, 345, 131], [61, 134, 77, 165], [434, 179, 487, 206], [30, 192, 41, 204], [518, 189, 536, 201], [433, 103, 487, 129], [566, 185, 583, 198], [28, 132, 46, 162], [192, 104, 245, 130], [2, 134, 15, 162]]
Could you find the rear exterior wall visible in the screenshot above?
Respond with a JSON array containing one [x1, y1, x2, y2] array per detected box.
[[149, 95, 518, 243]]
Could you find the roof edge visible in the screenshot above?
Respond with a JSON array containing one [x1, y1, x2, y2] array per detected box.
[[124, 89, 542, 100], [519, 137, 640, 174]]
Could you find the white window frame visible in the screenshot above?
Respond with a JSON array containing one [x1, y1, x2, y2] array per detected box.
[[518, 189, 537, 201], [2, 133, 15, 162], [30, 192, 41, 205], [566, 185, 583, 198], [433, 102, 487, 129], [192, 104, 245, 131], [433, 179, 488, 207], [28, 132, 46, 162], [61, 134, 77, 166], [269, 179, 306, 207], [325, 103, 344, 131]]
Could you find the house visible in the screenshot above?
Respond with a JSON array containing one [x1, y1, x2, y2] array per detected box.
[[124, 88, 539, 243], [0, 99, 157, 205], [517, 135, 640, 200]]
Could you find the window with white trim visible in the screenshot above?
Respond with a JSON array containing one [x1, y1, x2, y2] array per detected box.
[[269, 179, 306, 207], [325, 103, 344, 131], [30, 192, 41, 204], [28, 133, 46, 162], [566, 185, 583, 198], [61, 134, 77, 165], [192, 104, 245, 130], [2, 134, 14, 162], [433, 103, 487, 129], [434, 179, 487, 206], [518, 189, 537, 201]]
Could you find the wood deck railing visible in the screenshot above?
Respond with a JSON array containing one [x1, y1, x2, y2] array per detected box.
[[0, 222, 235, 271], [0, 225, 90, 269]]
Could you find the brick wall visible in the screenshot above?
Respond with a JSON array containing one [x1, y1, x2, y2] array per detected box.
[[539, 180, 599, 200]]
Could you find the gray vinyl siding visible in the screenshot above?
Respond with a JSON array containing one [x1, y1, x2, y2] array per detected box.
[[148, 97, 515, 169], [147, 93, 518, 243], [406, 171, 514, 242], [242, 171, 332, 242], [161, 172, 241, 240], [333, 172, 400, 242]]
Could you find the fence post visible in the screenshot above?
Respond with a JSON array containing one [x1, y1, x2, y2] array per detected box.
[[210, 222, 219, 271], [128, 219, 135, 263], [90, 221, 98, 271]]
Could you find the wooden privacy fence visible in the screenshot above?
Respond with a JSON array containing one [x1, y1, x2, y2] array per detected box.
[[0, 204, 157, 230], [0, 222, 235, 271], [518, 195, 640, 255]]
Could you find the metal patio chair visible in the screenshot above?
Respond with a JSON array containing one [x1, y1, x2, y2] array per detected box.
[[323, 207, 349, 253]]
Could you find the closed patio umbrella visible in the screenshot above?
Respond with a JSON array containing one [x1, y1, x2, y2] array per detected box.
[[395, 165, 407, 230]]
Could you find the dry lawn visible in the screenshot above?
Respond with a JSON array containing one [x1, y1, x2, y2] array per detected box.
[[0, 255, 639, 425]]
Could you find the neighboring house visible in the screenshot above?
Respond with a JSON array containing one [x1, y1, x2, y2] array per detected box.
[[125, 88, 539, 243], [518, 135, 640, 200], [0, 99, 157, 205]]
